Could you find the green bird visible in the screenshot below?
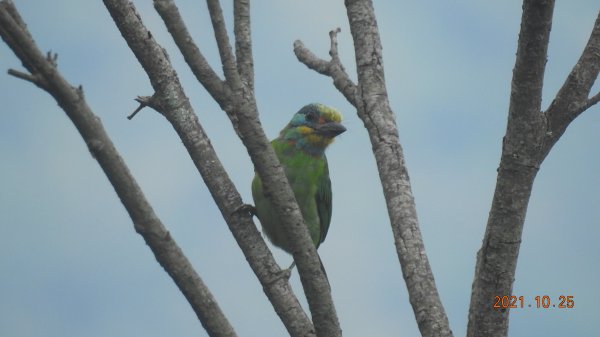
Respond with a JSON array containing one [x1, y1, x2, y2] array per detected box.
[[251, 103, 346, 270]]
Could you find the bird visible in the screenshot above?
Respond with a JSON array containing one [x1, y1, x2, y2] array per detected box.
[[251, 103, 346, 275]]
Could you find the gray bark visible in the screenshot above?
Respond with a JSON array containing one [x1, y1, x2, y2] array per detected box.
[[0, 1, 236, 336], [157, 0, 341, 335], [295, 0, 454, 336], [468, 2, 600, 336], [105, 0, 324, 336]]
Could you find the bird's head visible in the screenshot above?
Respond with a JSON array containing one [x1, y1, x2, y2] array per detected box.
[[280, 103, 346, 155]]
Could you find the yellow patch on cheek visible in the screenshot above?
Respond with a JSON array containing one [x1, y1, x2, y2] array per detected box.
[[297, 126, 313, 135], [297, 124, 334, 147], [307, 134, 334, 146]]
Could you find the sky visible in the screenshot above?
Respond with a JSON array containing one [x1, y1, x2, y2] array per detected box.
[[1, 1, 599, 337]]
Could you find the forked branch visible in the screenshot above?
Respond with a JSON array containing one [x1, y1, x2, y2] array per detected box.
[[153, 0, 342, 336], [294, 28, 357, 106], [468, 3, 599, 337], [104, 0, 322, 336]]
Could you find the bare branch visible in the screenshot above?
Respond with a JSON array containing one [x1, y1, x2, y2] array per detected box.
[[218, 15, 343, 337], [233, 0, 254, 92], [468, 1, 555, 336], [153, 0, 230, 105], [152, 0, 241, 135], [294, 40, 330, 74], [206, 0, 239, 87], [567, 89, 600, 120], [341, 1, 454, 336], [153, 0, 339, 334], [159, 0, 341, 337], [154, 0, 340, 334], [584, 90, 600, 111], [0, 2, 237, 337], [0, 1, 50, 85], [45, 50, 58, 66], [544, 10, 600, 151], [468, 6, 600, 337], [102, 1, 319, 336], [294, 28, 357, 106], [8, 68, 38, 84], [127, 95, 158, 120], [327, 28, 344, 67], [297, 1, 453, 335]]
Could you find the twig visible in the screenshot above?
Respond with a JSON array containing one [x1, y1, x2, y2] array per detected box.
[[7, 68, 38, 84], [294, 28, 357, 106], [543, 10, 600, 151], [328, 28, 342, 63], [586, 91, 600, 110], [127, 95, 157, 120], [294, 40, 330, 74]]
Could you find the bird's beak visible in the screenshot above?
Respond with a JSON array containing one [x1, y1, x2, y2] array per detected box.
[[316, 121, 346, 138]]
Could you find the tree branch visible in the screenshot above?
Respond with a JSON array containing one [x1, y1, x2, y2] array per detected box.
[[343, 1, 453, 336], [212, 13, 343, 337], [152, 0, 239, 134], [230, 96, 342, 337], [205, 0, 239, 87], [102, 1, 320, 336], [294, 28, 357, 106], [468, 4, 600, 337], [583, 90, 600, 112], [296, 0, 453, 335], [8, 68, 40, 85], [543, 10, 600, 152], [0, 2, 236, 336], [468, 1, 555, 336], [153, 0, 230, 106], [156, 1, 342, 335], [233, 0, 254, 93]]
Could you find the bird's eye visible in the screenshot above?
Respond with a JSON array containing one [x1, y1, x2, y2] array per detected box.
[[305, 111, 317, 122]]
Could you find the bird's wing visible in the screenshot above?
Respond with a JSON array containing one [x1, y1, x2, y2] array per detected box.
[[316, 159, 332, 246]]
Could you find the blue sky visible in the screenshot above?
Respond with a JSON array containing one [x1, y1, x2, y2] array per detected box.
[[1, 1, 598, 336]]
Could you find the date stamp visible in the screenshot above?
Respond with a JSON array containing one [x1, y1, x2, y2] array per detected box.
[[493, 295, 575, 309]]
